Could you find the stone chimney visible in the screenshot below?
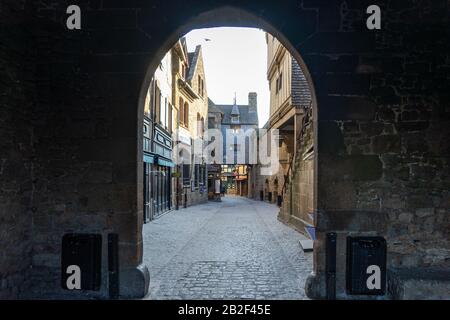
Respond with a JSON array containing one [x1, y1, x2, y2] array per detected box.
[[248, 92, 257, 108]]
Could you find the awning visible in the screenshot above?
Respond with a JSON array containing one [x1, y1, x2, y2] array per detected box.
[[157, 158, 175, 167], [143, 154, 154, 164]]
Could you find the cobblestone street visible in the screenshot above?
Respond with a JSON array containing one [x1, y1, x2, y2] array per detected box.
[[143, 196, 313, 300]]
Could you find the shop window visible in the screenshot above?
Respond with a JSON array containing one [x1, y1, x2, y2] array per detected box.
[[194, 164, 200, 187], [199, 165, 206, 186], [182, 164, 190, 186]]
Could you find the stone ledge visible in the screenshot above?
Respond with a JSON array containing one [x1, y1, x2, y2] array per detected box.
[[388, 268, 450, 300]]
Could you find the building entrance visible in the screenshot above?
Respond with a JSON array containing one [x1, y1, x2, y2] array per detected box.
[[152, 164, 171, 219]]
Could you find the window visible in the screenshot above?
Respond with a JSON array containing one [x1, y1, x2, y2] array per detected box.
[[181, 63, 186, 79], [161, 97, 167, 127], [199, 165, 206, 186], [197, 113, 200, 135], [276, 72, 283, 94], [197, 76, 204, 97], [230, 124, 240, 134], [201, 79, 204, 97], [208, 116, 216, 129], [183, 102, 189, 127], [179, 97, 184, 126], [182, 164, 190, 186], [168, 103, 172, 132], [194, 164, 200, 187], [279, 72, 283, 91], [231, 144, 240, 152], [155, 85, 161, 122], [201, 117, 204, 135], [197, 113, 204, 136], [231, 115, 239, 123]]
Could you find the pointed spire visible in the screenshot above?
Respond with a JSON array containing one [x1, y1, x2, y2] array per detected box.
[[231, 92, 240, 116]]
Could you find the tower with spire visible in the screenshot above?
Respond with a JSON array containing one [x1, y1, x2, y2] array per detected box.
[[231, 92, 240, 122]]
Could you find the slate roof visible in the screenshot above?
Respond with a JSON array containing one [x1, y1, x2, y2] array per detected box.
[[208, 98, 223, 114], [208, 98, 258, 125], [291, 57, 312, 107], [187, 45, 201, 83]]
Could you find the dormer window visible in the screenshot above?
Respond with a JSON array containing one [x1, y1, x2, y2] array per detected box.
[[231, 115, 239, 123]]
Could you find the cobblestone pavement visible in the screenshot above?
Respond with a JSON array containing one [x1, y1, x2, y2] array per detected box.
[[142, 196, 313, 300]]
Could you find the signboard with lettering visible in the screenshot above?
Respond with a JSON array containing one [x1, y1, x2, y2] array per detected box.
[[178, 128, 191, 145]]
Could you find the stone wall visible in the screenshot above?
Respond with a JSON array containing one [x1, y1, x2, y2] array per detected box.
[[184, 187, 208, 208], [0, 0, 34, 298], [305, 0, 450, 299], [279, 111, 315, 234], [12, 0, 149, 298], [259, 136, 293, 204], [184, 46, 209, 208]]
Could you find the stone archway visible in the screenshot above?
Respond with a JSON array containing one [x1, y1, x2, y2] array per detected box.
[[136, 5, 320, 299], [2, 0, 448, 300]]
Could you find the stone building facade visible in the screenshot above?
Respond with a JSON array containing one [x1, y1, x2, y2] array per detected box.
[[172, 39, 208, 208], [209, 93, 259, 164], [251, 33, 315, 237], [278, 107, 315, 235], [207, 94, 259, 196], [206, 99, 224, 199], [143, 50, 174, 222]]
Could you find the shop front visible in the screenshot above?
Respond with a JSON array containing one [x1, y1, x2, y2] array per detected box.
[[151, 160, 172, 219], [143, 123, 174, 222]]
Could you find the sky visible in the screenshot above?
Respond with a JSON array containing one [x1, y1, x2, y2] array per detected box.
[[185, 27, 270, 127]]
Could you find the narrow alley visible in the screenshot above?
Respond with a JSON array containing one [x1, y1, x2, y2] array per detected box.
[[143, 196, 312, 300]]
